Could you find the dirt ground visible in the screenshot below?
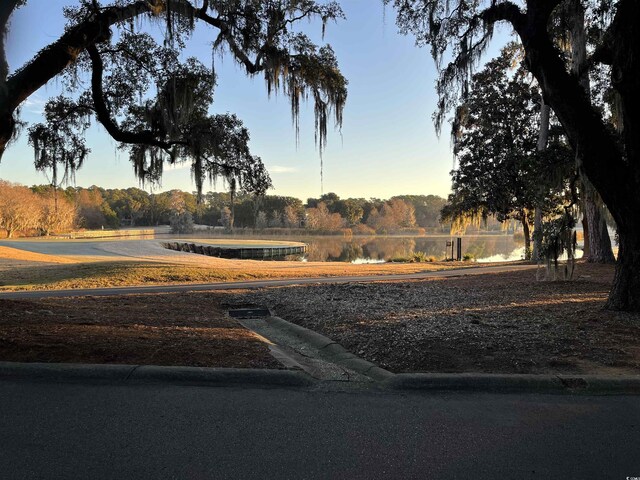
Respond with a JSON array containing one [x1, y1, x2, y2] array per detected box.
[[230, 262, 640, 375], [2, 262, 639, 375], [0, 293, 280, 369]]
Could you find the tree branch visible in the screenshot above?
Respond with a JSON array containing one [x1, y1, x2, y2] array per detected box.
[[87, 44, 178, 152], [480, 2, 525, 32], [5, 1, 157, 113], [0, 0, 23, 85]]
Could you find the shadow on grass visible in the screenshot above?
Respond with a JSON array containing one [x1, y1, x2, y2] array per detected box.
[[0, 261, 246, 290]]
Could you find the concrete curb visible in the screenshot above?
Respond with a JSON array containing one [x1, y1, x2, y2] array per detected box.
[[265, 316, 394, 381], [0, 362, 314, 387], [3, 361, 640, 394], [382, 373, 640, 394]]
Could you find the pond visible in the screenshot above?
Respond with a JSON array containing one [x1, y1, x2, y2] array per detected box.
[[192, 234, 528, 263]]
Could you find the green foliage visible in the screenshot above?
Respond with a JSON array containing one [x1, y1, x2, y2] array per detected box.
[[444, 46, 542, 228], [442, 45, 574, 262], [390, 251, 436, 263], [392, 195, 447, 228], [538, 211, 578, 281]]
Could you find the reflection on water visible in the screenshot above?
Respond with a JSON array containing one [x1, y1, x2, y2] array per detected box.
[[262, 234, 526, 263], [476, 246, 527, 263]]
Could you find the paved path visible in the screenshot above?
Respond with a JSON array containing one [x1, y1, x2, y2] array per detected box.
[[0, 263, 536, 299], [0, 379, 638, 479]]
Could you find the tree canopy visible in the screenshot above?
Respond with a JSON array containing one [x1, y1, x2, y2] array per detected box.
[[0, 0, 348, 197], [443, 45, 574, 258], [389, 0, 640, 311]]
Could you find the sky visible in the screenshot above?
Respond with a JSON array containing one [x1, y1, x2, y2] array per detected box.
[[1, 1, 509, 200]]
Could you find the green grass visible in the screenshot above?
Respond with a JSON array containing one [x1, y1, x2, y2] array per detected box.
[[389, 251, 438, 263]]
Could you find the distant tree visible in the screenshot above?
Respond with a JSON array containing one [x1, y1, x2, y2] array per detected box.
[[305, 202, 344, 231], [367, 198, 416, 233], [268, 210, 284, 228], [284, 205, 302, 228], [0, 180, 40, 237], [307, 192, 340, 210], [255, 211, 268, 229], [333, 198, 364, 226], [169, 191, 194, 234], [170, 210, 194, 234], [392, 195, 447, 229], [38, 193, 77, 236]]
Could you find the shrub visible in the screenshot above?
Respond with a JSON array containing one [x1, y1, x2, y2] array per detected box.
[[462, 253, 475, 262], [391, 251, 437, 263], [170, 211, 195, 234]]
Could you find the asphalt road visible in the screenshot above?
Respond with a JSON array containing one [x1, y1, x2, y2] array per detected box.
[[0, 380, 638, 479], [0, 263, 536, 299]]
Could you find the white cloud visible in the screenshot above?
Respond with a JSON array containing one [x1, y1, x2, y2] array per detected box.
[[22, 95, 46, 115], [270, 165, 298, 174], [165, 162, 191, 171]]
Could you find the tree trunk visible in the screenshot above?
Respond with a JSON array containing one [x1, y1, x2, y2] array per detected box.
[[582, 215, 590, 258], [568, 0, 615, 264], [607, 226, 640, 310], [533, 206, 542, 261], [515, 0, 640, 309], [583, 186, 615, 263], [522, 214, 531, 261], [229, 187, 235, 231]]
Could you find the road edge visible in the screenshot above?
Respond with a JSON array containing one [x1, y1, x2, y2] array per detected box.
[[0, 361, 314, 387], [382, 373, 640, 394], [3, 361, 640, 394]]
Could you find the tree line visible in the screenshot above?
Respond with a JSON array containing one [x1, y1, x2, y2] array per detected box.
[[0, 181, 451, 237]]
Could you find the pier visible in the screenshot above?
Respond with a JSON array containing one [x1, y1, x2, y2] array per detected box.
[[162, 241, 307, 260]]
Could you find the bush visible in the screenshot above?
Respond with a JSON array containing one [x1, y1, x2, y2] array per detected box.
[[170, 211, 195, 234], [462, 253, 475, 262], [391, 251, 437, 263]]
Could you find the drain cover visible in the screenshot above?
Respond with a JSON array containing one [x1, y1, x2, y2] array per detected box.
[[228, 308, 271, 319]]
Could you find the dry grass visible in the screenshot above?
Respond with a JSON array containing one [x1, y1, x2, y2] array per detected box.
[[0, 246, 75, 264], [0, 258, 468, 291]]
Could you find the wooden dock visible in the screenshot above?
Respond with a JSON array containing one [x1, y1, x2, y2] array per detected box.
[[162, 242, 307, 259]]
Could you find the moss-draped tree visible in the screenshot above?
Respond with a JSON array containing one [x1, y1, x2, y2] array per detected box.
[[389, 0, 640, 311], [0, 0, 347, 197]]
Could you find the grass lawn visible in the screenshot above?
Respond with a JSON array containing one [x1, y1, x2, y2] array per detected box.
[[0, 253, 468, 292]]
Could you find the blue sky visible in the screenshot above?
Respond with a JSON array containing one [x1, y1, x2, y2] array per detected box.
[[1, 1, 509, 200]]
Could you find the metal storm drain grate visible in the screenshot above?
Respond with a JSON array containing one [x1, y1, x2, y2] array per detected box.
[[228, 307, 271, 319]]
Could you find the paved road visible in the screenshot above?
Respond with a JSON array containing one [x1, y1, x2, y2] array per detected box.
[[0, 263, 536, 299], [0, 379, 638, 479]]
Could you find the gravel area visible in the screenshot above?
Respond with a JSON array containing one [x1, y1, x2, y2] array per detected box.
[[230, 263, 640, 374]]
